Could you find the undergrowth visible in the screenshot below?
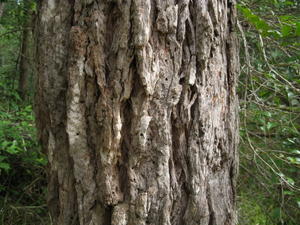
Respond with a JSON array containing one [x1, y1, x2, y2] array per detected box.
[[0, 100, 49, 225]]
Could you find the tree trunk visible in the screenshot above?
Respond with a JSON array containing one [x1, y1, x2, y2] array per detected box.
[[0, 3, 5, 68], [18, 3, 34, 100], [35, 1, 239, 225], [18, 24, 31, 100], [0, 3, 4, 18]]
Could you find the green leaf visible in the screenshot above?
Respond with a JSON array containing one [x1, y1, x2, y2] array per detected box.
[[291, 150, 300, 154], [287, 157, 300, 165], [286, 177, 295, 185], [281, 25, 292, 37], [0, 162, 10, 171], [283, 190, 294, 196], [272, 207, 281, 219], [1, 140, 10, 149], [296, 22, 300, 36], [280, 15, 294, 22], [266, 122, 277, 130], [0, 155, 7, 161], [6, 140, 21, 154]]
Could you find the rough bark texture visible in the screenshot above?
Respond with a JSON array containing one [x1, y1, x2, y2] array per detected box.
[[36, 0, 239, 225]]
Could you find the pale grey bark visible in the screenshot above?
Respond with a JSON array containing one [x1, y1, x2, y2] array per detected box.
[[36, 1, 239, 225]]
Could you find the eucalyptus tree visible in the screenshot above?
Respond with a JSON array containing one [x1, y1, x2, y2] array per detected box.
[[36, 1, 239, 225]]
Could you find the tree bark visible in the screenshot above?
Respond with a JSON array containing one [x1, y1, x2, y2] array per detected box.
[[0, 3, 4, 18], [18, 22, 31, 100], [18, 2, 34, 100], [0, 3, 4, 68], [36, 1, 239, 225]]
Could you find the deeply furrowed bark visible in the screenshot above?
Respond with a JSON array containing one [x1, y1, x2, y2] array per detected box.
[[36, 0, 239, 225]]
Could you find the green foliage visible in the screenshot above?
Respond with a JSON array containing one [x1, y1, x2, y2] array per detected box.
[[238, 0, 300, 224], [0, 104, 48, 225], [0, 1, 48, 225], [0, 1, 22, 102], [238, 193, 271, 225], [0, 105, 46, 174]]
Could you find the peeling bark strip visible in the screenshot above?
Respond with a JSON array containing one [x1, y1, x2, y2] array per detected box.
[[36, 0, 239, 225]]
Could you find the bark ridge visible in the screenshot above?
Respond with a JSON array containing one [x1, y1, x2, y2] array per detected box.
[[36, 0, 239, 225]]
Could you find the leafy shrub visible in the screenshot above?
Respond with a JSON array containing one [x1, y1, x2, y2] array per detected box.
[[0, 103, 49, 225]]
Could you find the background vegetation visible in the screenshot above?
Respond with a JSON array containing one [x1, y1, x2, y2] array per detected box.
[[0, 0, 299, 224], [0, 1, 48, 224], [237, 0, 300, 224]]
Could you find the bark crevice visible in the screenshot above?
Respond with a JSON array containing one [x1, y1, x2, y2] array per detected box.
[[36, 0, 239, 224]]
